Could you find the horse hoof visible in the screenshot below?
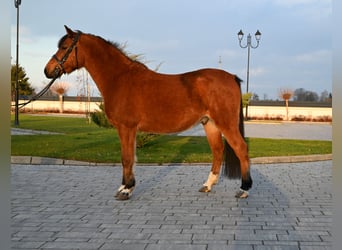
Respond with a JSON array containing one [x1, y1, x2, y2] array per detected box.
[[199, 186, 211, 193], [235, 189, 249, 199], [115, 192, 130, 201]]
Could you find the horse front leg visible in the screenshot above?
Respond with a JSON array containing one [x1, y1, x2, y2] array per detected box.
[[115, 126, 137, 200]]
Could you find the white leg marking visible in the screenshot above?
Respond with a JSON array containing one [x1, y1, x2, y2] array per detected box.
[[116, 185, 135, 199], [203, 172, 219, 190], [117, 185, 125, 193], [235, 189, 249, 198], [120, 187, 135, 197]]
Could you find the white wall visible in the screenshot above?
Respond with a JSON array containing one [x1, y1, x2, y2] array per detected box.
[[15, 100, 101, 114], [246, 106, 332, 121]]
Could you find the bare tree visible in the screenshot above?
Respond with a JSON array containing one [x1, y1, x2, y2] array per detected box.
[[51, 82, 70, 113], [279, 88, 293, 121]]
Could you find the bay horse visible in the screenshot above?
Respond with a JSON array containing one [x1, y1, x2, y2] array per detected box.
[[44, 26, 252, 200]]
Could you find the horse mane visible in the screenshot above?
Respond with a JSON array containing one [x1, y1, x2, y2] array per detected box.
[[105, 39, 148, 69], [57, 30, 148, 69], [105, 40, 147, 66]]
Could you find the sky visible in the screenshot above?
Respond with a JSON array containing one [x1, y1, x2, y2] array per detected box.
[[11, 0, 332, 100]]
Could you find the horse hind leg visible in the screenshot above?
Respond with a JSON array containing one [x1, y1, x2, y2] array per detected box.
[[222, 127, 252, 198], [199, 121, 224, 193]]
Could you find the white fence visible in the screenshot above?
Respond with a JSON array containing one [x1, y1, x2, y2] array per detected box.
[[13, 100, 332, 121]]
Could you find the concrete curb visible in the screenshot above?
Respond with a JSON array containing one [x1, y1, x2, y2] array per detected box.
[[11, 154, 332, 166]]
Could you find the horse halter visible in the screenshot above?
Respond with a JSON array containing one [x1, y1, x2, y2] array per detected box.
[[52, 31, 81, 76]]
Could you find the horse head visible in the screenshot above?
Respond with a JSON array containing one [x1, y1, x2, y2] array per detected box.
[[44, 25, 81, 79]]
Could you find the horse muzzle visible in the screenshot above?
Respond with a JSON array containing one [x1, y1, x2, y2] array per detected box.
[[44, 66, 62, 79]]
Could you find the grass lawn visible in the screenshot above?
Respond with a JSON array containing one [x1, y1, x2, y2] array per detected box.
[[11, 114, 332, 164]]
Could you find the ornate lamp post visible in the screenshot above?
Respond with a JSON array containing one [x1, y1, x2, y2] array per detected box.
[[14, 0, 22, 126], [237, 29, 261, 120]]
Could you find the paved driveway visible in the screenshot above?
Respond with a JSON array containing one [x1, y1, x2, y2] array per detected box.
[[11, 161, 332, 249], [178, 122, 332, 141]]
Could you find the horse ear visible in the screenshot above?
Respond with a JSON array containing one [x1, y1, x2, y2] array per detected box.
[[64, 25, 75, 36]]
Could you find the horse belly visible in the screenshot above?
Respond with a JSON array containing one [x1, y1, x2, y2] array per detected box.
[[138, 107, 204, 134]]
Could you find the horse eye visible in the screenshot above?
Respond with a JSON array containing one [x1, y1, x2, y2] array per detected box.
[[61, 46, 68, 50]]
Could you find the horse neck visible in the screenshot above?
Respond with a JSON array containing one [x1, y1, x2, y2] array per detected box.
[[79, 35, 134, 95]]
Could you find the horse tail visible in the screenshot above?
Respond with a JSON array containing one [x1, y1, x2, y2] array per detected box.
[[222, 76, 245, 179]]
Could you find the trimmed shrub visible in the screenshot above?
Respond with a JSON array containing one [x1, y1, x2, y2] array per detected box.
[[90, 103, 113, 128], [136, 132, 160, 148]]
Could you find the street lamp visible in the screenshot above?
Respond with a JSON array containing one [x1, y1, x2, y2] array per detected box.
[[14, 0, 22, 126], [237, 29, 261, 120]]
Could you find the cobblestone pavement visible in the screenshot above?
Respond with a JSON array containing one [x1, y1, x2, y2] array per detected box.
[[11, 161, 332, 249]]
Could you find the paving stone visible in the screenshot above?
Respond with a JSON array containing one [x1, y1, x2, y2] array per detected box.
[[40, 241, 104, 249], [55, 231, 111, 239], [235, 232, 278, 241], [208, 244, 253, 250], [145, 244, 207, 250], [254, 246, 300, 250], [11, 241, 46, 249], [300, 247, 331, 250], [100, 242, 147, 250]]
